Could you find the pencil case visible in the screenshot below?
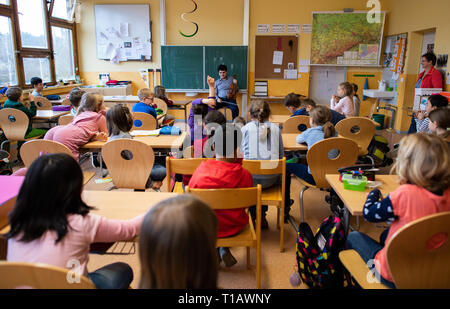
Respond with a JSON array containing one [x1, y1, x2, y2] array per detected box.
[[52, 105, 71, 111]]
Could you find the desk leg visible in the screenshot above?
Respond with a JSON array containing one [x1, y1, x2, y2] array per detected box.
[[343, 207, 351, 239], [288, 216, 298, 234]]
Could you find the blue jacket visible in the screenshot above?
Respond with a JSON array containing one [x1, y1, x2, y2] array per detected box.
[[131, 102, 157, 119]]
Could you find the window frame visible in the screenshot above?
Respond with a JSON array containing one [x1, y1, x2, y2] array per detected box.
[[0, 0, 79, 88]]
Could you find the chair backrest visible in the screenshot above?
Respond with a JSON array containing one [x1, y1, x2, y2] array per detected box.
[[33, 96, 52, 110], [61, 98, 71, 106], [20, 139, 73, 168], [131, 112, 157, 131], [307, 137, 359, 188], [165, 156, 212, 192], [153, 98, 168, 115], [335, 117, 376, 152], [58, 115, 74, 126], [282, 115, 311, 133], [102, 139, 155, 190], [0, 261, 95, 289], [386, 211, 450, 289], [0, 108, 29, 141]]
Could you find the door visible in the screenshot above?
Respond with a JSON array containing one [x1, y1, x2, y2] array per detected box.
[[309, 66, 346, 106], [419, 31, 435, 74]]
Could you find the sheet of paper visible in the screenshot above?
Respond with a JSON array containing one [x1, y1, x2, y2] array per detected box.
[[131, 129, 161, 136], [272, 24, 286, 33], [299, 59, 310, 66], [298, 66, 309, 73], [120, 23, 129, 37], [447, 72, 450, 85], [302, 24, 312, 33], [273, 51, 283, 65], [284, 69, 297, 80], [257, 24, 270, 33], [287, 24, 300, 33], [274, 68, 281, 73]]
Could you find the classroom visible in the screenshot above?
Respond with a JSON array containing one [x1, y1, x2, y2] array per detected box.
[[0, 0, 449, 293]]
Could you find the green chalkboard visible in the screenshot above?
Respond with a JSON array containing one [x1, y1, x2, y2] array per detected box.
[[161, 46, 204, 90], [161, 45, 248, 91], [204, 46, 248, 90]]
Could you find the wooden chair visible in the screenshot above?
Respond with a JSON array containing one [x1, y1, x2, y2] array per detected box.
[[296, 137, 359, 222], [61, 98, 71, 105], [58, 115, 74, 125], [33, 96, 53, 110], [131, 112, 157, 131], [336, 117, 375, 156], [102, 139, 154, 190], [0, 108, 44, 151], [153, 98, 168, 127], [0, 261, 95, 289], [165, 156, 212, 193], [282, 115, 311, 133], [242, 158, 286, 252], [186, 185, 262, 289], [340, 212, 450, 289]]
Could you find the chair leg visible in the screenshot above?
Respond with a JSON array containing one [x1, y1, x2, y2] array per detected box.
[[299, 186, 309, 223], [280, 206, 284, 252], [276, 208, 280, 230], [246, 247, 251, 269]]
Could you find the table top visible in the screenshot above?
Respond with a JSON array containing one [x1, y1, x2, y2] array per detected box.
[[171, 100, 192, 106], [81, 131, 188, 150], [270, 115, 290, 125], [103, 96, 139, 102], [83, 190, 178, 221], [250, 96, 284, 100], [34, 110, 70, 120], [325, 174, 400, 216], [282, 133, 307, 151]]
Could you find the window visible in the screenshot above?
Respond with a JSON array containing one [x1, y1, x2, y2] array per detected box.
[[17, 0, 48, 49], [0, 16, 17, 86], [52, 0, 76, 21], [0, 0, 78, 88], [52, 26, 75, 81]]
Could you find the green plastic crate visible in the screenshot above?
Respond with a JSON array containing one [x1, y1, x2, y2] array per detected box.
[[342, 174, 367, 191]]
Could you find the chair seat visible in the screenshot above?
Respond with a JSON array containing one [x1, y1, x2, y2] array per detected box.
[[173, 181, 184, 193], [261, 187, 282, 206], [359, 149, 368, 156], [24, 134, 44, 142], [83, 171, 95, 185], [296, 177, 319, 189], [339, 250, 389, 289], [217, 223, 256, 248]]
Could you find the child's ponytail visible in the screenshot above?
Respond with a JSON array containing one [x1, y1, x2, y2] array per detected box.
[[322, 121, 336, 139], [309, 105, 336, 138]]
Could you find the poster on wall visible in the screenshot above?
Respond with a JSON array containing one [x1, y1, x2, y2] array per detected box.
[[310, 12, 385, 66]]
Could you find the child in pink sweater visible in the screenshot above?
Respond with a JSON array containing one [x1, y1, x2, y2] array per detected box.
[[6, 153, 143, 289], [330, 82, 354, 117], [44, 92, 108, 159]]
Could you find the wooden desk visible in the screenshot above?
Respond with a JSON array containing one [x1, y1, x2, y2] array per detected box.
[[169, 100, 191, 124], [102, 96, 139, 111], [270, 115, 290, 125], [250, 96, 284, 103], [282, 133, 307, 151], [325, 174, 399, 216], [34, 110, 70, 120], [81, 131, 188, 150], [83, 190, 178, 221], [0, 176, 24, 229]]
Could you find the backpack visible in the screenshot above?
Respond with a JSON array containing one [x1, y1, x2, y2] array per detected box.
[[295, 216, 348, 288], [366, 135, 393, 167]]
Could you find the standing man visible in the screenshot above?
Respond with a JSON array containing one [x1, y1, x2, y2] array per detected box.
[[215, 64, 239, 120]]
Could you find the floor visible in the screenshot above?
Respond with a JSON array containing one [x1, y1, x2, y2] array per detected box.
[[10, 128, 405, 289]]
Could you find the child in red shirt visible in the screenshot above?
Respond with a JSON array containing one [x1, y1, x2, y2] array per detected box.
[[188, 123, 253, 267]]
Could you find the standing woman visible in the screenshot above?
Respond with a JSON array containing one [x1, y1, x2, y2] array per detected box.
[[408, 52, 444, 133]]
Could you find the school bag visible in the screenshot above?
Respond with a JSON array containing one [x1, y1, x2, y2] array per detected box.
[[295, 215, 349, 288], [365, 135, 393, 167]]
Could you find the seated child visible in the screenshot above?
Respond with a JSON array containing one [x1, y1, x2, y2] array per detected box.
[[44, 92, 108, 159], [412, 94, 448, 133], [241, 100, 284, 228], [283, 93, 309, 117], [138, 195, 218, 289], [189, 103, 209, 145], [106, 104, 167, 191], [303, 98, 345, 127], [30, 77, 44, 97], [330, 82, 354, 117], [352, 83, 361, 116], [6, 153, 142, 289], [132, 88, 157, 120], [154, 85, 176, 126], [346, 133, 450, 288], [285, 106, 336, 217], [428, 107, 450, 143], [68, 87, 85, 116], [3, 87, 46, 141], [188, 123, 253, 267], [233, 116, 246, 129], [188, 76, 217, 143]]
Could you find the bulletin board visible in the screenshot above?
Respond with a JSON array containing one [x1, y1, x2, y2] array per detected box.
[[254, 35, 299, 80], [94, 4, 152, 62]]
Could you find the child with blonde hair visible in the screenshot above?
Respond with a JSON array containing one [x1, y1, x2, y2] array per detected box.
[[138, 195, 218, 289], [132, 88, 157, 119], [346, 133, 450, 288], [331, 82, 354, 117], [44, 92, 107, 159]]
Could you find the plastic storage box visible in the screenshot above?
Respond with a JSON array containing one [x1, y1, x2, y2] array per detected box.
[[342, 174, 367, 191]]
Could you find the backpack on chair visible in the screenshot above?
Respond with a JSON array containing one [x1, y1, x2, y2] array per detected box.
[[295, 215, 349, 288]]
